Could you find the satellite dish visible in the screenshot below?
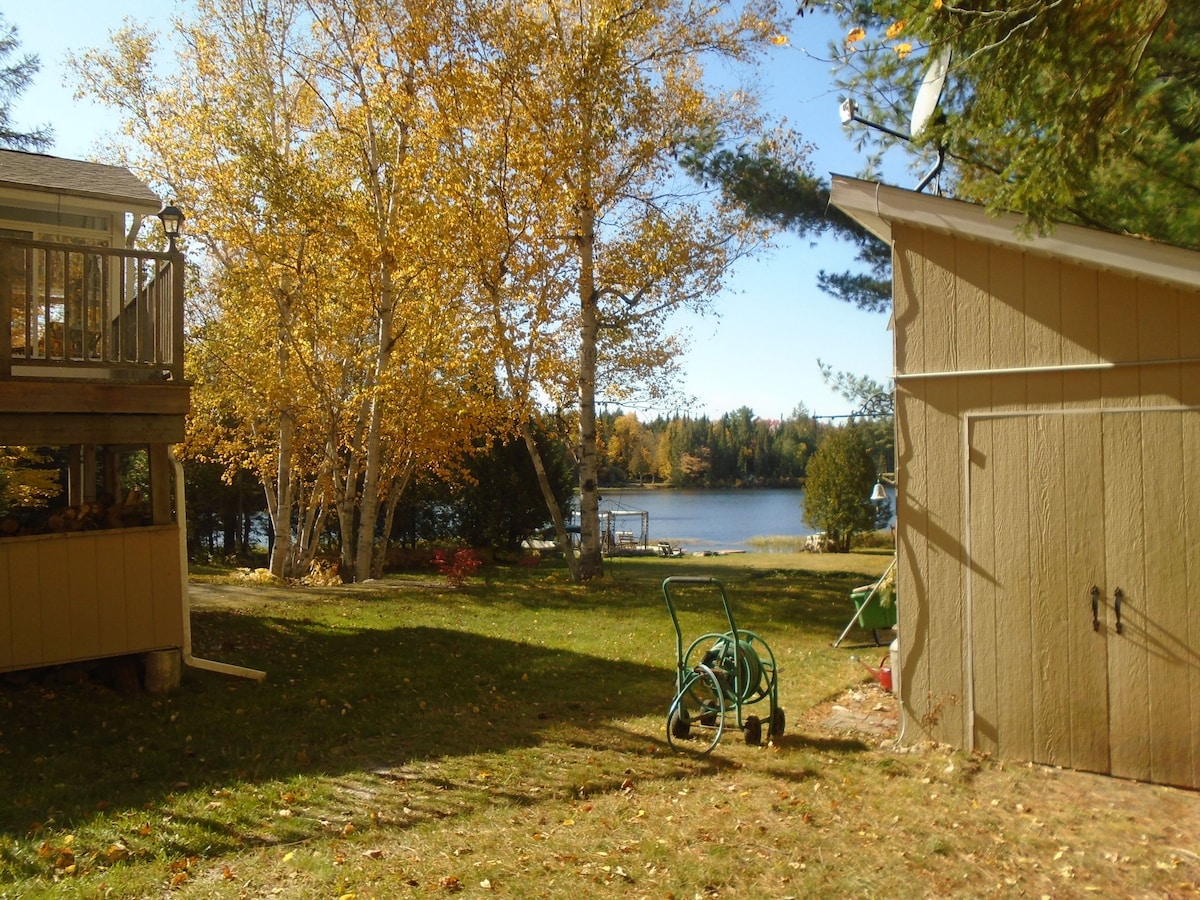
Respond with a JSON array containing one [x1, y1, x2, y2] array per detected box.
[[909, 46, 951, 139]]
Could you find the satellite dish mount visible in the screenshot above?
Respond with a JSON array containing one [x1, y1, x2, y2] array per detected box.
[[840, 46, 951, 193]]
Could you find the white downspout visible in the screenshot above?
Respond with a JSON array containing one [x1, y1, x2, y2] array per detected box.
[[170, 447, 266, 681]]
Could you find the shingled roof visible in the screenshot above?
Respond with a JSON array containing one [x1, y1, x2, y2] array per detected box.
[[0, 149, 161, 212]]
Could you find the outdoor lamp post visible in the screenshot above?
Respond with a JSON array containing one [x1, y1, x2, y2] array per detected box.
[[157, 202, 184, 253]]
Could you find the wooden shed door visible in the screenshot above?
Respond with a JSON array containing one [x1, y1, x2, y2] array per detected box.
[[968, 410, 1199, 788]]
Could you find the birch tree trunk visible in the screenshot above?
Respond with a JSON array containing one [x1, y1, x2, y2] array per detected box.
[[521, 418, 581, 582], [575, 200, 603, 580]]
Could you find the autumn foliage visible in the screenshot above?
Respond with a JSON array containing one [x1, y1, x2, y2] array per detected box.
[[71, 0, 791, 583], [433, 548, 482, 587]]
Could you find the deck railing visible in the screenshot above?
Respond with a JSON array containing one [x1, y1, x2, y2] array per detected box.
[[0, 237, 184, 382]]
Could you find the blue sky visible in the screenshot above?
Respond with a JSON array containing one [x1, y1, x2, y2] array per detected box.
[[8, 1, 896, 421]]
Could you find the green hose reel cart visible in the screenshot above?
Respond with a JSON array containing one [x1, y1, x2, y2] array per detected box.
[[662, 576, 784, 755]]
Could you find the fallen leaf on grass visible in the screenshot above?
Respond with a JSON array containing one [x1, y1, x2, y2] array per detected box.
[[104, 843, 130, 864]]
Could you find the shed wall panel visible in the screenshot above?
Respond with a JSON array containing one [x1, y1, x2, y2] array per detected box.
[[1059, 266, 1100, 367], [956, 246, 996, 751], [1060, 409, 1110, 774], [924, 377, 966, 745], [1098, 272, 1141, 405], [149, 527, 184, 647], [894, 227, 924, 374], [956, 235, 992, 371], [895, 382, 930, 730], [1184, 306, 1200, 778], [1101, 413, 1151, 782], [922, 231, 959, 372], [1023, 254, 1063, 369], [1183, 409, 1200, 782], [966, 416, 998, 754], [1028, 412, 1071, 765], [987, 245, 1027, 371], [1140, 408, 1192, 786]]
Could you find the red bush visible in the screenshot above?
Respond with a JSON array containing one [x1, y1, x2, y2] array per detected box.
[[433, 548, 481, 587]]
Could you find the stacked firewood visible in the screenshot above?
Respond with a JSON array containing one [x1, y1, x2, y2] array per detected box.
[[0, 491, 150, 537]]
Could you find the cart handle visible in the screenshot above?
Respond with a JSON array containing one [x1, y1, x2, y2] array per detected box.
[[661, 576, 740, 687]]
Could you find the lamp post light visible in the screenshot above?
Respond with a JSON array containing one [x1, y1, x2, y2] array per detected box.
[[157, 202, 184, 253], [156, 203, 186, 379]]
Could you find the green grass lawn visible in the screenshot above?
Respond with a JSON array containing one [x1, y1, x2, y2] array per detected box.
[[1, 554, 1197, 898]]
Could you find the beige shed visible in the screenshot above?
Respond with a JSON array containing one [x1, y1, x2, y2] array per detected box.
[[831, 175, 1200, 789]]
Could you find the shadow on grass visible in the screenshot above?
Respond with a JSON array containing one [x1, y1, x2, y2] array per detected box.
[[0, 563, 884, 846], [0, 616, 678, 835]]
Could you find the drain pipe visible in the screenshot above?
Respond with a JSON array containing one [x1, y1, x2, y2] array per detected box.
[[170, 447, 266, 682]]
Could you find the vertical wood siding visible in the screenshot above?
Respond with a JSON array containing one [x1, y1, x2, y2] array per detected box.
[[0, 526, 184, 671], [893, 225, 1200, 787]]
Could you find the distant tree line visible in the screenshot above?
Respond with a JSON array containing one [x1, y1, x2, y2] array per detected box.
[[595, 406, 893, 489], [181, 407, 894, 561]]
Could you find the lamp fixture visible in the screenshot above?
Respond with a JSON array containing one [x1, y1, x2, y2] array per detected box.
[[157, 202, 184, 253]]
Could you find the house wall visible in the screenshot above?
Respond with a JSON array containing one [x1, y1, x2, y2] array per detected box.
[[891, 224, 1200, 780], [0, 525, 184, 672]]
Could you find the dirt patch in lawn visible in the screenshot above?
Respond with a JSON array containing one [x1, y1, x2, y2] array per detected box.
[[804, 678, 899, 741]]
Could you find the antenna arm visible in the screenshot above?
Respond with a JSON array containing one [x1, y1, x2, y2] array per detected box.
[[915, 145, 947, 193]]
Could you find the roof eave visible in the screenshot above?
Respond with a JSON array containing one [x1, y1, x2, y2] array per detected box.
[[830, 174, 1200, 292], [0, 180, 162, 215]]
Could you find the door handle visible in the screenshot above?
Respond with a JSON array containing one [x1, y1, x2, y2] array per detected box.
[[1090, 585, 1100, 632], [1113, 587, 1123, 635]]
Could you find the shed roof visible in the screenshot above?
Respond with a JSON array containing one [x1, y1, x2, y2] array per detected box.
[[830, 175, 1200, 292], [0, 149, 161, 213]]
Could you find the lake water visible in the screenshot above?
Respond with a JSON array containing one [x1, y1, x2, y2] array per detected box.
[[600, 488, 815, 554]]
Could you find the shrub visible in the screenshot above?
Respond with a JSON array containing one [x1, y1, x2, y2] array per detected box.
[[433, 548, 482, 587]]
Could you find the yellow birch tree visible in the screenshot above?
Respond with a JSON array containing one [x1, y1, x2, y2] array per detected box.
[[448, 0, 790, 578], [73, 0, 490, 580]]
